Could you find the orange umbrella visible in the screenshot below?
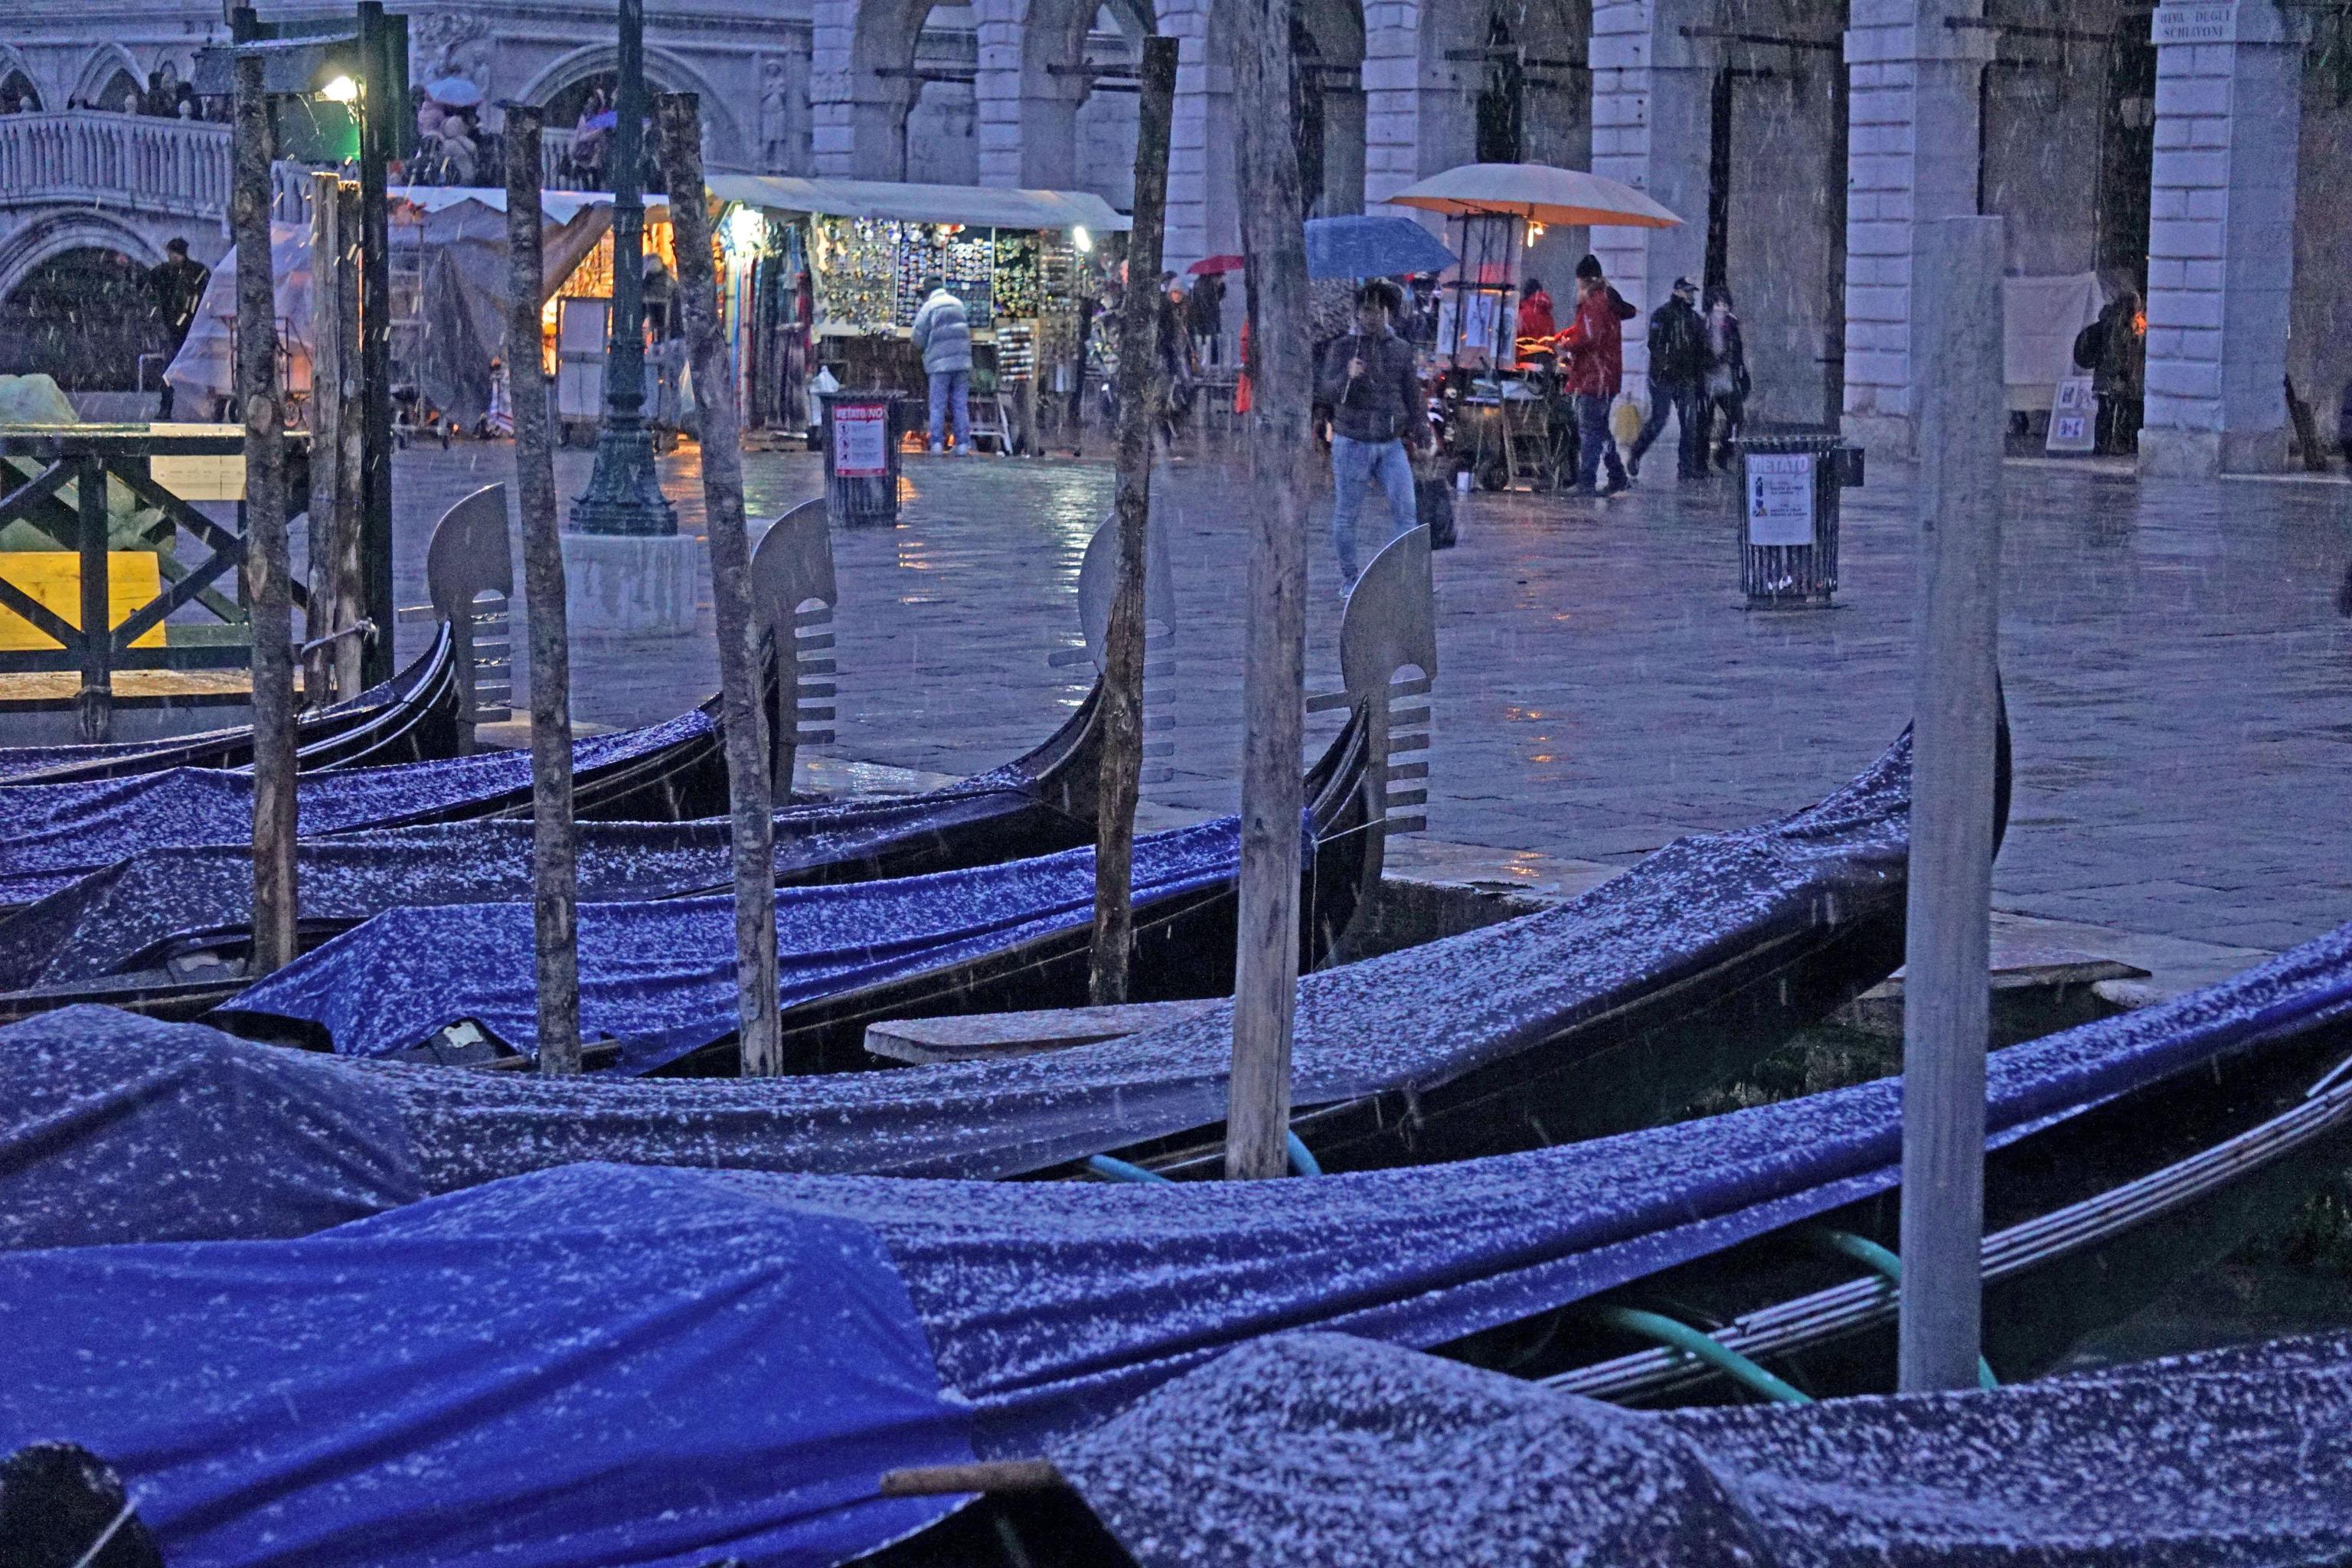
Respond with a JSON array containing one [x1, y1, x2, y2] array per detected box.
[[1387, 162, 1681, 228]]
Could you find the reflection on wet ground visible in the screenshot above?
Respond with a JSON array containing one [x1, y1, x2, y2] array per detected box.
[[382, 440, 2352, 954]]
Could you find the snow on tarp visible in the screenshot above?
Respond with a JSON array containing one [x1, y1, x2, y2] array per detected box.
[[1057, 1331, 2352, 1568], [1, 727, 1919, 1241], [0, 1165, 975, 1568], [0, 782, 1038, 992], [217, 815, 1250, 1071], [0, 707, 710, 907], [5, 921, 2352, 1565]]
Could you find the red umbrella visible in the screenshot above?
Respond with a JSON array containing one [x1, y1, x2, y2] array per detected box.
[[1187, 254, 1245, 275]]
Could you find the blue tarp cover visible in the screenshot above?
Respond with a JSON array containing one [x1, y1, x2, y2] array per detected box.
[[220, 815, 1246, 1070], [2, 730, 1919, 1245], [5, 921, 2351, 1565], [0, 782, 1039, 992], [1059, 1331, 2352, 1567], [0, 710, 710, 906]]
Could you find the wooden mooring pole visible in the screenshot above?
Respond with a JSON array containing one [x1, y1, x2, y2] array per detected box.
[[1087, 34, 1178, 1008], [659, 92, 783, 1075], [230, 9, 297, 975], [505, 104, 582, 1076], [1897, 214, 2007, 1393], [1225, 0, 1315, 1181]]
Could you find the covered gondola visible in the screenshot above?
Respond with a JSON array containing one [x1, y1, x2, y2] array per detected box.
[[209, 704, 1373, 1076], [0, 623, 465, 786], [5, 923, 2348, 1568], [0, 501, 1169, 1021]]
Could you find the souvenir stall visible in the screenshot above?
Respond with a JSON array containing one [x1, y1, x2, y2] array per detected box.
[[706, 177, 1129, 452], [1388, 163, 1681, 492]]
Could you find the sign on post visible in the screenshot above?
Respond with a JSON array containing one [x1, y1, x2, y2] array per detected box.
[[831, 401, 890, 479], [2047, 375, 2098, 454], [1746, 451, 1816, 547]]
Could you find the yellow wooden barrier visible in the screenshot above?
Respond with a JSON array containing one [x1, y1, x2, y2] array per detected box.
[[0, 552, 168, 652]]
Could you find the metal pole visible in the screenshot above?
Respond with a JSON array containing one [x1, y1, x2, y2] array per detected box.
[[1225, 0, 1315, 1181], [1087, 35, 1177, 1007], [231, 5, 298, 975], [356, 0, 394, 685], [1896, 213, 2006, 1393], [570, 0, 676, 536], [305, 170, 344, 707], [505, 103, 582, 1076], [657, 91, 782, 1073]]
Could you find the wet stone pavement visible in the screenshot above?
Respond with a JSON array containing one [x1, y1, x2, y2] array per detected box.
[[379, 441, 2352, 956]]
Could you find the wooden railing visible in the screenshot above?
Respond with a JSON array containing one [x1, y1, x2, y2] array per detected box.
[[0, 111, 232, 219]]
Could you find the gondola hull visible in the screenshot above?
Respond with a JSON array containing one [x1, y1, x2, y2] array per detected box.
[[1521, 987, 2352, 1407]]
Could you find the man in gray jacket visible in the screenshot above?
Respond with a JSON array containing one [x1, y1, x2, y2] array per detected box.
[[1315, 279, 1429, 587], [911, 275, 975, 454]]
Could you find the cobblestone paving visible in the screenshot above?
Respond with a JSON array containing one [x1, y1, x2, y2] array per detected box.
[[380, 440, 2352, 954]]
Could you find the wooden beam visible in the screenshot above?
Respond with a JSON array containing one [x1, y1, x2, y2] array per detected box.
[[658, 90, 783, 1075], [505, 103, 582, 1078], [230, 5, 296, 975], [1087, 35, 1177, 1008], [1897, 215, 2007, 1393], [877, 1460, 1065, 1497], [1225, 0, 1316, 1181]]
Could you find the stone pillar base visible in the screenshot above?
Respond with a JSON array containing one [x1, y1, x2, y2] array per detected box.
[[1841, 411, 1916, 462], [564, 531, 701, 636], [2138, 427, 2289, 479]]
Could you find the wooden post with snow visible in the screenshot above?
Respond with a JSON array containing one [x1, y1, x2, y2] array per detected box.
[[1087, 35, 1178, 1007], [658, 92, 783, 1075], [230, 11, 296, 975], [505, 104, 583, 1075], [1897, 214, 2007, 1393], [1224, 0, 1316, 1181]]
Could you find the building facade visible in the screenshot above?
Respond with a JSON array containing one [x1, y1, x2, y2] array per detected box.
[[2, 0, 2344, 471]]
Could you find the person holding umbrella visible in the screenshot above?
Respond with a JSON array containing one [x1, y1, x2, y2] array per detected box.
[[1316, 279, 1431, 590]]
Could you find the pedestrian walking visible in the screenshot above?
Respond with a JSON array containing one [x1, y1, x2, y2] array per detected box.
[[2092, 289, 2145, 456], [1315, 279, 1429, 588], [1628, 276, 1710, 481], [911, 273, 974, 454], [1702, 286, 1749, 472], [1557, 254, 1630, 496], [145, 237, 209, 419], [1187, 270, 1224, 367]]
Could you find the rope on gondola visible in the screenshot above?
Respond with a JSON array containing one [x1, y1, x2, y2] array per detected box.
[[1587, 1305, 1814, 1406]]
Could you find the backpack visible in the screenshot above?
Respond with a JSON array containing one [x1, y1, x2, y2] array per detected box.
[[2073, 319, 2106, 372]]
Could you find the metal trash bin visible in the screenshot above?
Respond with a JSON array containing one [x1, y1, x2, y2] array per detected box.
[[819, 390, 903, 528], [1735, 430, 1864, 609]]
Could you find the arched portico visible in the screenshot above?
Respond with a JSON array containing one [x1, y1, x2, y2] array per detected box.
[[514, 44, 750, 168], [70, 44, 144, 111]]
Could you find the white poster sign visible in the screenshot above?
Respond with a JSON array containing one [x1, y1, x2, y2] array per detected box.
[[1745, 452, 1816, 547], [2047, 374, 2099, 454], [831, 402, 890, 479], [2152, 2, 2237, 45]]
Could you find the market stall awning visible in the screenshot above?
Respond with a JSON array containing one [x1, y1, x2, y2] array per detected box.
[[706, 175, 1129, 234], [1387, 163, 1681, 229], [388, 186, 667, 227]]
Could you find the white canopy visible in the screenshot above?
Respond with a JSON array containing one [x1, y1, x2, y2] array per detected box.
[[388, 185, 667, 227], [706, 175, 1129, 234]]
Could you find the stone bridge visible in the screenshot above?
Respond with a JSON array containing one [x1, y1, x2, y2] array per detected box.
[[0, 112, 233, 295]]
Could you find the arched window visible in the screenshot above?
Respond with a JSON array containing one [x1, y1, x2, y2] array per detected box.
[[0, 69, 41, 113]]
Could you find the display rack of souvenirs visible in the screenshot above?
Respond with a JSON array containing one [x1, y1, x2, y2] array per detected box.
[[996, 322, 1036, 381], [812, 217, 897, 329], [994, 231, 1040, 320]]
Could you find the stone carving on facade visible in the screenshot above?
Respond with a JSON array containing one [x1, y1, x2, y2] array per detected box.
[[412, 11, 493, 94]]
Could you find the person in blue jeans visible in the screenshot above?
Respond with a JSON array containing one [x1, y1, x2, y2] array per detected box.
[[912, 276, 973, 453], [1314, 279, 1429, 588]]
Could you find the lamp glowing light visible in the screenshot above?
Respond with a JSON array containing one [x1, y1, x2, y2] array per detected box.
[[725, 204, 767, 256], [1071, 224, 1093, 253], [319, 74, 359, 103], [1524, 220, 1546, 248]]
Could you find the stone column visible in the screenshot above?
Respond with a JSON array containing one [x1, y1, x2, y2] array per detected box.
[[1587, 0, 1709, 405], [2139, 1, 2303, 476], [1361, 1, 1423, 209], [1840, 0, 1990, 456], [1161, 0, 1232, 270], [811, 0, 912, 178]]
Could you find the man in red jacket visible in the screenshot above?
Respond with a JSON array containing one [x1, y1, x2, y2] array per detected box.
[[1555, 253, 1631, 496]]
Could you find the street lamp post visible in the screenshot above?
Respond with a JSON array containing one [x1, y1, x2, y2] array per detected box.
[[570, 0, 676, 536]]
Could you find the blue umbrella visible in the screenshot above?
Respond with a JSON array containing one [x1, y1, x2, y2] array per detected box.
[[1304, 214, 1458, 280]]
